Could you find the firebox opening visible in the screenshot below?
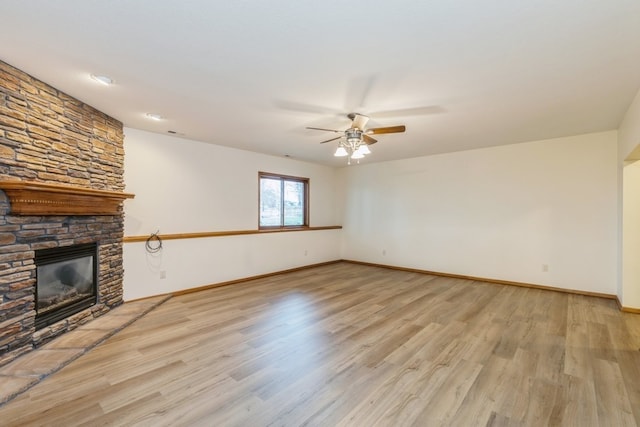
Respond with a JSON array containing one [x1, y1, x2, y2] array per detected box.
[[35, 243, 98, 330]]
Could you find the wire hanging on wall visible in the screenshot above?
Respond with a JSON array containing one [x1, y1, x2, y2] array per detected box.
[[145, 230, 163, 253]]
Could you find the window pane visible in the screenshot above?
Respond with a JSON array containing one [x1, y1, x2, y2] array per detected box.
[[260, 178, 282, 226], [283, 180, 304, 226]]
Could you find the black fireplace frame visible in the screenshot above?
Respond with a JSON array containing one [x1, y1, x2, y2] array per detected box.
[[34, 242, 98, 330]]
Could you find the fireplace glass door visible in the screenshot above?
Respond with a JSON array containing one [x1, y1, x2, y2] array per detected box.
[[35, 243, 98, 329]]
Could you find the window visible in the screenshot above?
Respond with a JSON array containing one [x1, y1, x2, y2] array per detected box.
[[259, 172, 308, 228]]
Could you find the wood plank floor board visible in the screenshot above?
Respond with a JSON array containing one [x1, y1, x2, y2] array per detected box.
[[592, 357, 636, 426], [556, 373, 600, 426], [1, 262, 639, 426], [411, 357, 484, 425]]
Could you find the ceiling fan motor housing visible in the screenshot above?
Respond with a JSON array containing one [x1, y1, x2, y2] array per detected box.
[[346, 129, 362, 143]]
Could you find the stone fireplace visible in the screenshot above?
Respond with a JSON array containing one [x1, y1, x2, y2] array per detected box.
[[0, 60, 133, 367]]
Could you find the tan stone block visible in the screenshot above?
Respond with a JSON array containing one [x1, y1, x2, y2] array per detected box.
[[0, 144, 15, 160], [21, 222, 62, 230], [0, 72, 21, 92], [68, 169, 90, 180], [16, 229, 45, 239], [30, 241, 58, 250], [43, 156, 65, 167], [8, 278, 35, 291], [60, 127, 89, 143], [67, 176, 90, 186], [36, 171, 70, 183], [29, 101, 57, 119], [66, 161, 88, 171], [62, 100, 83, 116], [34, 79, 58, 95], [0, 224, 19, 232], [17, 161, 46, 173], [49, 102, 64, 115], [0, 114, 26, 131], [76, 141, 91, 152], [7, 94, 28, 108], [0, 296, 32, 318], [19, 80, 39, 96], [0, 264, 33, 275], [0, 104, 27, 122], [15, 152, 43, 163], [0, 321, 21, 340], [93, 120, 108, 132], [0, 233, 16, 245], [74, 120, 94, 135], [36, 89, 61, 105], [7, 168, 37, 180], [0, 271, 31, 284], [27, 124, 60, 141], [5, 130, 31, 144]]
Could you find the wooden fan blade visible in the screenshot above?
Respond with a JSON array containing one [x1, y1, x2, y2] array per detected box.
[[307, 127, 342, 133], [319, 136, 343, 144], [363, 134, 377, 145], [367, 125, 406, 135], [351, 114, 369, 130]]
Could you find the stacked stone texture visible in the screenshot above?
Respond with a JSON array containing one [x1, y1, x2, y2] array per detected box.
[[0, 60, 126, 367]]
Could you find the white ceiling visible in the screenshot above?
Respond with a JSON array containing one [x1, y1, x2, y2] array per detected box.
[[1, 1, 639, 167]]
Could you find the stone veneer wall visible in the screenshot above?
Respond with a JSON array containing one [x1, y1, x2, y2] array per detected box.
[[0, 60, 126, 367]]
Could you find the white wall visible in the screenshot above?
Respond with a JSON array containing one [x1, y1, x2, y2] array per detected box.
[[340, 131, 619, 294], [122, 128, 342, 301], [123, 127, 621, 301], [622, 161, 640, 308]]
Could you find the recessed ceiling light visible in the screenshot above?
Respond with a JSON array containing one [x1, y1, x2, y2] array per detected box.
[[90, 74, 114, 86], [145, 113, 163, 121]]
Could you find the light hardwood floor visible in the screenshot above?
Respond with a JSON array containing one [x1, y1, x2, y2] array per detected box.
[[1, 262, 639, 426]]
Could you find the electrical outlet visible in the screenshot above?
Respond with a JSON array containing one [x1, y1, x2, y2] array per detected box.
[[382, 249, 386, 256], [304, 249, 308, 256], [542, 264, 549, 272], [160, 270, 167, 279]]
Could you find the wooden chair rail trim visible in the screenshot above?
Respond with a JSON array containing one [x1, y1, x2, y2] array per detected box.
[[123, 225, 342, 243], [0, 180, 135, 216]]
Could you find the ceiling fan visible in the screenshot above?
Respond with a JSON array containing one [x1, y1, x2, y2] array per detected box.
[[307, 113, 406, 163]]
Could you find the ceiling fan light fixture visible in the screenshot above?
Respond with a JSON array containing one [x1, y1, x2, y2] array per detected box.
[[308, 113, 406, 164], [351, 150, 365, 160], [334, 146, 348, 157], [357, 144, 371, 155]]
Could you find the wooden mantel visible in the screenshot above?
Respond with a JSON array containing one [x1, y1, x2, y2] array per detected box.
[[0, 181, 135, 216]]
